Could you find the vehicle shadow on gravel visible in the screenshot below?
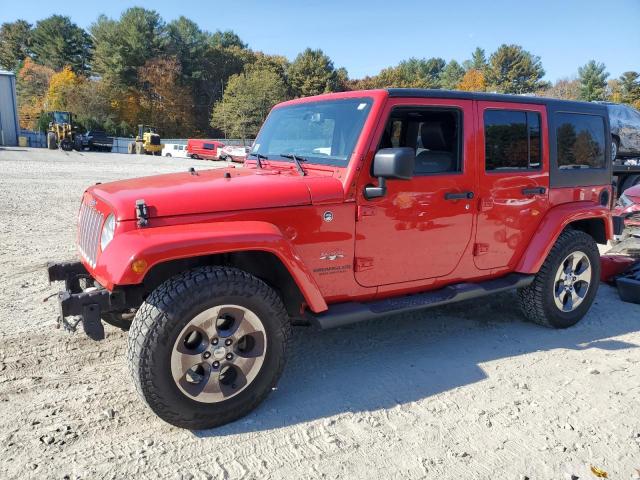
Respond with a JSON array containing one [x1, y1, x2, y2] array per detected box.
[[197, 285, 640, 437]]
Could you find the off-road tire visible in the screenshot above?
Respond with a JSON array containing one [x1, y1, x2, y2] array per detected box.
[[518, 229, 600, 329], [127, 266, 291, 429], [47, 132, 57, 150], [135, 142, 144, 155], [127, 142, 135, 154]]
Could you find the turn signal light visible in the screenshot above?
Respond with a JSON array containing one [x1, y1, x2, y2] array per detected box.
[[131, 259, 148, 274]]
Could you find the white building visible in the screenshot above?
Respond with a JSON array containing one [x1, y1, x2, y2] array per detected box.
[[0, 70, 19, 146]]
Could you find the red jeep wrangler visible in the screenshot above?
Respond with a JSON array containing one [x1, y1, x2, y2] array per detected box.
[[48, 89, 621, 429]]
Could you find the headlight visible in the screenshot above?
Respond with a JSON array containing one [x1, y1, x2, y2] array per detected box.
[[100, 213, 115, 251]]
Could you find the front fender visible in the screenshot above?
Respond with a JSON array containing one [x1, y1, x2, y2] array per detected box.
[[92, 220, 328, 312], [515, 202, 612, 274]]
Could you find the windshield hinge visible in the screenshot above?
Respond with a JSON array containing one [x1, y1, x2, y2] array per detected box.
[[135, 199, 149, 228]]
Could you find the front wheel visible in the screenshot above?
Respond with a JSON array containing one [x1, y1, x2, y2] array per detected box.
[[127, 266, 291, 429], [518, 229, 600, 328]]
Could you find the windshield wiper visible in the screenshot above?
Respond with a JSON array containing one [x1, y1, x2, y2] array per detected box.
[[280, 153, 307, 176], [247, 152, 267, 168]]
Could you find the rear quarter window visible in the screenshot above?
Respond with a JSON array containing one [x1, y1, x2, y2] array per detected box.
[[556, 113, 606, 169]]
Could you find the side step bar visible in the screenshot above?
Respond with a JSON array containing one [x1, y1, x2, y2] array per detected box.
[[308, 273, 534, 330]]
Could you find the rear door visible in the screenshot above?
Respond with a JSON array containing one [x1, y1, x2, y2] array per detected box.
[[474, 101, 550, 270]]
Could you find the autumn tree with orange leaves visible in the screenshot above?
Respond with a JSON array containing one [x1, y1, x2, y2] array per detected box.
[[138, 57, 195, 137], [16, 58, 54, 129], [457, 69, 487, 92]]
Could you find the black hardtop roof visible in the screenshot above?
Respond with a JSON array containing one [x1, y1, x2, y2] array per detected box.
[[386, 88, 607, 112]]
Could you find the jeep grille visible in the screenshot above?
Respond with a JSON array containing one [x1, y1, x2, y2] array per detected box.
[[78, 201, 104, 268]]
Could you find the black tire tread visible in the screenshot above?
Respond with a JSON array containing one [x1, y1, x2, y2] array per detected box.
[[127, 266, 291, 429], [517, 228, 599, 328]]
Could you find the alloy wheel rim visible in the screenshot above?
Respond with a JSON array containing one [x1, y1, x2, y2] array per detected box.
[[171, 305, 267, 403], [553, 251, 592, 312]]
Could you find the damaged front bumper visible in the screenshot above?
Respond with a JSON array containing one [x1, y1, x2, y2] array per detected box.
[[47, 261, 133, 340]]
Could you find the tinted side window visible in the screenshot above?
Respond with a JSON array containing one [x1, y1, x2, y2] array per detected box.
[[484, 110, 541, 170], [380, 108, 462, 175], [203, 143, 215, 150], [556, 113, 605, 169]]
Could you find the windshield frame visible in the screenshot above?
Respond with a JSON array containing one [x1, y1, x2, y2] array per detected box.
[[251, 97, 374, 168]]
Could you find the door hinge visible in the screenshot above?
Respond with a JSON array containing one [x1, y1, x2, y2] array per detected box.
[[473, 243, 489, 256], [356, 205, 375, 221], [354, 257, 374, 272]]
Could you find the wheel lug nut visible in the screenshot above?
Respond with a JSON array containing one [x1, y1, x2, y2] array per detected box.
[[203, 351, 211, 359], [212, 338, 218, 345], [225, 338, 232, 346], [226, 353, 233, 361], [212, 361, 220, 368]]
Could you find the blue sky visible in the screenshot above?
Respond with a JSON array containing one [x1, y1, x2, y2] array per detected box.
[[2, 0, 639, 81]]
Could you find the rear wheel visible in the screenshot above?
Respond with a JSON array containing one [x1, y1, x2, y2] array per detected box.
[[135, 142, 144, 155], [518, 229, 600, 328], [611, 137, 619, 160], [127, 266, 290, 429]]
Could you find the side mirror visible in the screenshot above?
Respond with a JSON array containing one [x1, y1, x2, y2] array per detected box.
[[364, 147, 415, 200]]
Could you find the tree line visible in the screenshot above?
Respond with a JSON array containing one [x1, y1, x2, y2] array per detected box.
[[1, 9, 639, 139]]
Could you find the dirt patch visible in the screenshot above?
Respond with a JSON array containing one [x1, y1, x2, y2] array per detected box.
[[1, 148, 640, 479]]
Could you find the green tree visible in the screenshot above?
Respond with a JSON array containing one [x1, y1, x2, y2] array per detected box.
[[288, 48, 339, 97], [210, 30, 247, 49], [440, 60, 465, 90], [211, 68, 288, 138], [486, 44, 546, 94], [30, 15, 92, 74], [91, 8, 166, 85], [577, 60, 608, 101], [374, 57, 446, 88], [0, 20, 31, 71], [463, 47, 487, 72], [618, 71, 640, 105]]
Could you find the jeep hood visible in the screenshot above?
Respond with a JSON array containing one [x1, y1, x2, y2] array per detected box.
[[89, 167, 344, 221]]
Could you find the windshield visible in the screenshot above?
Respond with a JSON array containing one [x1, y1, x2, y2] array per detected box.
[[251, 98, 373, 166], [53, 112, 70, 124]]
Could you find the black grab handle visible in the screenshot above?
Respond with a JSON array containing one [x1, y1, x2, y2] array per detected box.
[[444, 191, 474, 200], [521, 187, 546, 196]]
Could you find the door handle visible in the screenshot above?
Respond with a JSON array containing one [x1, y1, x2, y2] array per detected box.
[[521, 187, 546, 196], [444, 191, 474, 200]]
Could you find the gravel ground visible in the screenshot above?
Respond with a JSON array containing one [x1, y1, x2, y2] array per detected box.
[[1, 147, 640, 480]]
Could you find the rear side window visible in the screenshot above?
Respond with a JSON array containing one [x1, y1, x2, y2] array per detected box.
[[484, 110, 541, 170], [556, 113, 605, 169], [203, 143, 215, 150]]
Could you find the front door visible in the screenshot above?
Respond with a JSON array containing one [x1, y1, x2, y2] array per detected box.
[[354, 98, 476, 287], [474, 101, 550, 270]]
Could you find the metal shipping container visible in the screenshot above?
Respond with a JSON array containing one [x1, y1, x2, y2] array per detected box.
[[0, 70, 19, 146]]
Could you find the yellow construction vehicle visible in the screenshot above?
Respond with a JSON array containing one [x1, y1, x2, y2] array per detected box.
[[46, 111, 79, 151], [128, 124, 162, 155]]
